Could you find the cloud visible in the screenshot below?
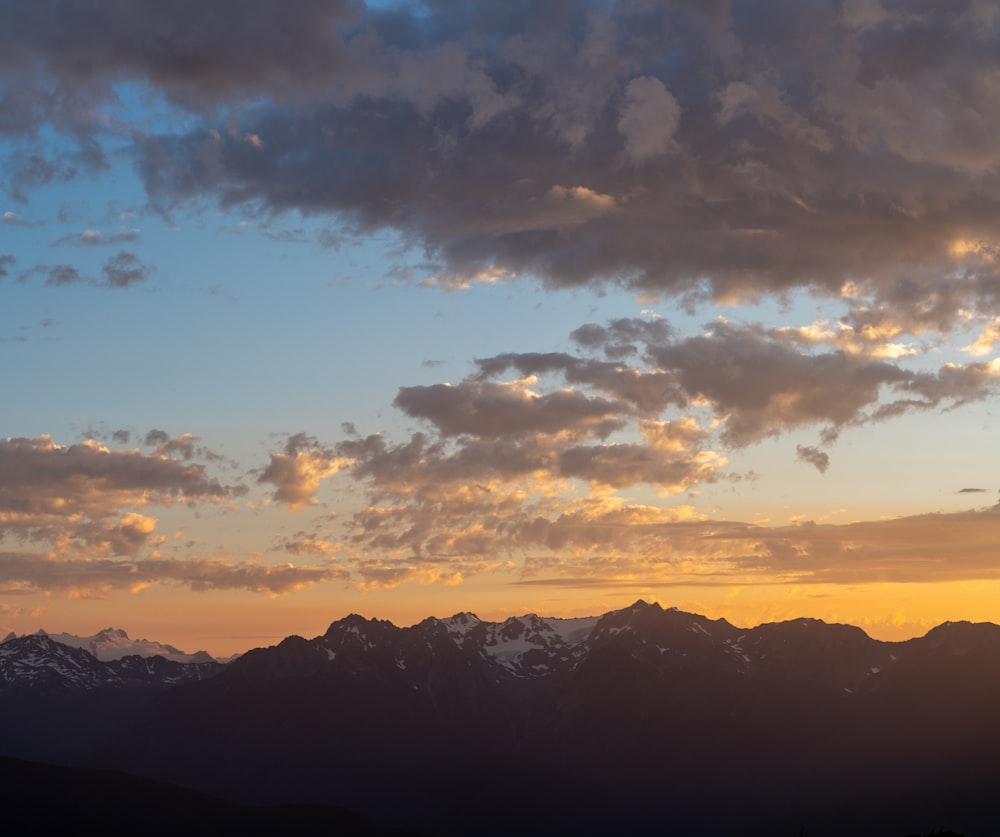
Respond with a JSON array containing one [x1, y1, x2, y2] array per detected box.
[[0, 0, 359, 129], [557, 419, 720, 491], [0, 551, 346, 596], [712, 508, 1000, 586], [646, 321, 914, 445], [154, 433, 199, 461], [483, 318, 1000, 447], [0, 434, 339, 597], [474, 352, 681, 413], [8, 2, 1000, 598], [258, 433, 351, 510], [509, 504, 1000, 589], [1, 211, 31, 226], [320, 311, 1000, 585], [15, 253, 152, 289], [41, 264, 83, 287], [962, 317, 1000, 357], [54, 227, 141, 247], [18, 0, 980, 328], [280, 536, 340, 558], [393, 378, 629, 440], [0, 435, 238, 559], [144, 429, 170, 447], [12, 5, 1000, 329], [618, 76, 681, 163], [2, 148, 81, 203], [796, 445, 830, 474], [329, 417, 725, 578], [101, 250, 150, 288]]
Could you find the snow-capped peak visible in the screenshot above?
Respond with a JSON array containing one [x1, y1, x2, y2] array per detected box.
[[21, 628, 214, 663], [441, 612, 482, 638]]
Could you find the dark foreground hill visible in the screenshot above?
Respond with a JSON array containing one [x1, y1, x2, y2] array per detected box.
[[3, 601, 998, 835], [0, 757, 421, 836]]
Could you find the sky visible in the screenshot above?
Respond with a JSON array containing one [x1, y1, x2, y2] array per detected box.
[[4, 0, 1000, 656]]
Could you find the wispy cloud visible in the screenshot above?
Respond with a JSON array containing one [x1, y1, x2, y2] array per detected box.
[[0, 551, 346, 596], [17, 252, 153, 289]]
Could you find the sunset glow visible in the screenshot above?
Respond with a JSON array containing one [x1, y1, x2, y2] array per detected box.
[[3, 1, 1000, 657]]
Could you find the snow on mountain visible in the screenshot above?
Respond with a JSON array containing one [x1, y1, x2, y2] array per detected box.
[[433, 610, 602, 676], [0, 634, 111, 690], [0, 632, 223, 693], [23, 627, 216, 663], [545, 615, 601, 646]]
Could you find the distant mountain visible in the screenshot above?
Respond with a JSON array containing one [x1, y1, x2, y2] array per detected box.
[[85, 601, 1000, 836], [20, 627, 217, 663], [0, 632, 222, 764], [0, 632, 222, 693], [5, 602, 997, 835]]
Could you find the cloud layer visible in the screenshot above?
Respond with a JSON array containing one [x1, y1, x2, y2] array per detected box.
[[3, 1, 1000, 332], [0, 435, 341, 597], [259, 314, 998, 588], [5, 1, 1000, 610]]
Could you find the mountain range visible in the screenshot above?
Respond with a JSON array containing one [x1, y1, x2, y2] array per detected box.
[[2, 601, 998, 836], [6, 626, 221, 663]]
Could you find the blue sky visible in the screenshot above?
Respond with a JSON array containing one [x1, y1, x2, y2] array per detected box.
[[3, 0, 1000, 655]]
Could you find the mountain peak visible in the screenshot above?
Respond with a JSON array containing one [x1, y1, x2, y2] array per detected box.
[[325, 613, 397, 636], [25, 627, 213, 663], [628, 599, 662, 612]]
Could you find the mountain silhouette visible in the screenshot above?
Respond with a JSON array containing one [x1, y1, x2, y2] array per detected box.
[[3, 601, 995, 836]]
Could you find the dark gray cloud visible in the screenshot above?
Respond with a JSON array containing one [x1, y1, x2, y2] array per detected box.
[[11, 263, 85, 287], [144, 429, 170, 447], [796, 444, 830, 474], [474, 351, 682, 413], [101, 251, 150, 288], [570, 318, 675, 358], [3, 1, 998, 323], [394, 379, 628, 440], [15, 252, 152, 289], [152, 433, 227, 464], [41, 264, 82, 287], [647, 321, 912, 445], [479, 318, 1000, 446], [0, 0, 358, 133]]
